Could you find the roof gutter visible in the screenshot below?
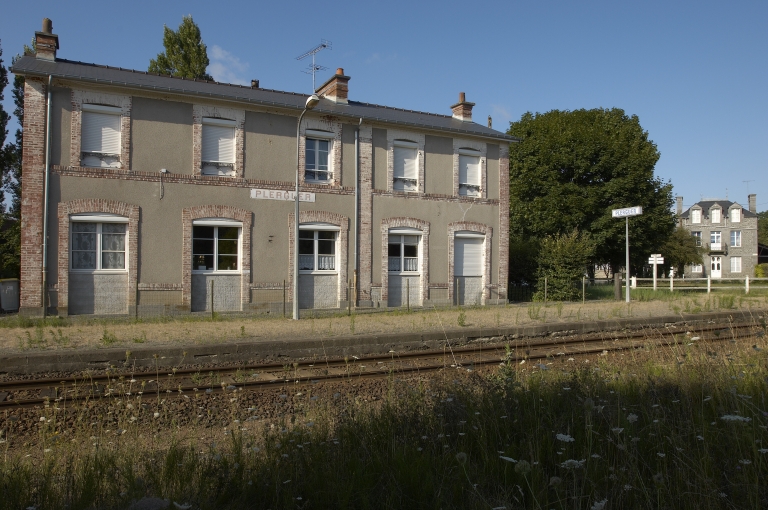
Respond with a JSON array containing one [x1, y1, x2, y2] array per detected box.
[[15, 68, 517, 143]]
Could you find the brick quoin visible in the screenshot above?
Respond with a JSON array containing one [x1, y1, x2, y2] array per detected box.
[[357, 125, 373, 301], [447, 221, 493, 304], [19, 79, 47, 313], [498, 145, 510, 299]]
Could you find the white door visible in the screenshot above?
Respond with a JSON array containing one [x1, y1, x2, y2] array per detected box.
[[711, 256, 722, 278], [455, 237, 483, 305]]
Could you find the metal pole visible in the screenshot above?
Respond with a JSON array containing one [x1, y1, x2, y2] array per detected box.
[[283, 280, 286, 317], [348, 279, 352, 316], [582, 276, 585, 304], [293, 108, 310, 320], [544, 276, 548, 304], [653, 261, 657, 291], [210, 280, 215, 319], [406, 279, 410, 312], [625, 217, 630, 303]]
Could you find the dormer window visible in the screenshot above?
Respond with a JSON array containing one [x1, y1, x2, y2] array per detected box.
[[691, 209, 701, 224], [731, 208, 741, 223], [201, 118, 236, 176], [711, 208, 721, 223]]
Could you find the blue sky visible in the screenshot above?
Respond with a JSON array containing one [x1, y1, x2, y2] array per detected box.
[[1, 0, 766, 212]]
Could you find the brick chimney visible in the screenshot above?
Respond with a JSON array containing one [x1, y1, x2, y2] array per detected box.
[[316, 68, 350, 104], [748, 194, 756, 213], [35, 18, 59, 61], [451, 92, 475, 122], [676, 196, 683, 216]]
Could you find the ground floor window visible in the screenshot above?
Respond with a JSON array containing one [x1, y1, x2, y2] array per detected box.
[[299, 230, 337, 271], [71, 220, 127, 271], [691, 263, 703, 273], [730, 257, 741, 273], [192, 224, 240, 272], [388, 235, 419, 272]]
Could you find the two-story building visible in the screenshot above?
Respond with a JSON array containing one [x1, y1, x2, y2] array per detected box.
[[676, 195, 758, 278], [12, 19, 514, 316]]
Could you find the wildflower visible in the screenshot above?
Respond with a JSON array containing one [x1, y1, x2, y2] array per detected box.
[[627, 413, 638, 423], [739, 459, 751, 465], [39, 417, 46, 422], [703, 396, 712, 402], [721, 415, 751, 422], [283, 480, 291, 484], [499, 456, 517, 463], [548, 476, 562, 487], [556, 433, 575, 442], [591, 454, 601, 458], [657, 452, 666, 458], [560, 459, 586, 469], [631, 437, 640, 443], [417, 447, 423, 451], [591, 499, 608, 510], [697, 435, 704, 441], [536, 364, 549, 370], [514, 460, 531, 475], [623, 485, 632, 491], [612, 427, 624, 434], [455, 452, 467, 464]]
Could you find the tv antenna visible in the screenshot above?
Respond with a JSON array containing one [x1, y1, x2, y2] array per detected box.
[[743, 180, 754, 194], [296, 39, 332, 92]]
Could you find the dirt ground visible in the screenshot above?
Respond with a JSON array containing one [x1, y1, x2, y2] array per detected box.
[[1, 295, 766, 355]]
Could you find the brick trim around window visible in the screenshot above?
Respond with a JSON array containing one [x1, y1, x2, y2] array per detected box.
[[70, 89, 132, 169], [192, 105, 245, 177], [453, 137, 487, 199], [447, 221, 493, 304], [287, 210, 350, 305], [380, 217, 430, 304], [298, 116, 343, 187], [182, 205, 252, 308], [57, 199, 140, 315], [386, 129, 425, 194]]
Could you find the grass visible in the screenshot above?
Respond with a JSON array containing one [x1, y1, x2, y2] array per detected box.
[[2, 323, 767, 509]]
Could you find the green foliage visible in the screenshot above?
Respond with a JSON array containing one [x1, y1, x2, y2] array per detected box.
[[508, 237, 540, 286], [148, 16, 213, 80], [508, 108, 675, 275], [755, 263, 768, 278], [662, 227, 704, 276], [533, 230, 595, 301], [758, 210, 768, 247]]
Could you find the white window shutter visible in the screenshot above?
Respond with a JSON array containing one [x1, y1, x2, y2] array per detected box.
[[82, 111, 120, 154], [202, 125, 235, 163], [459, 155, 480, 185], [455, 238, 483, 276], [394, 146, 417, 190]]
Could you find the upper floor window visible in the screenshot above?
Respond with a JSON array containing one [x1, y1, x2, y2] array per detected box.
[[305, 130, 334, 184], [731, 208, 741, 223], [201, 118, 236, 176], [710, 231, 721, 249], [730, 230, 741, 247], [71, 215, 128, 271], [192, 220, 241, 272], [299, 229, 337, 271], [710, 208, 721, 223], [458, 148, 481, 197], [692, 231, 702, 247], [388, 234, 420, 273], [81, 104, 121, 168], [691, 209, 701, 224], [393, 140, 418, 192]]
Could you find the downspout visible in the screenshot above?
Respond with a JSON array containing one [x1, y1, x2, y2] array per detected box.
[[41, 75, 53, 317], [354, 117, 362, 306]]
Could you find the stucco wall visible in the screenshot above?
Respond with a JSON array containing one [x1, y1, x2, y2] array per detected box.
[[244, 111, 296, 181], [341, 124, 356, 188], [372, 128, 388, 191], [131, 97, 193, 174], [51, 87, 71, 167], [424, 135, 453, 196], [486, 143, 500, 200]]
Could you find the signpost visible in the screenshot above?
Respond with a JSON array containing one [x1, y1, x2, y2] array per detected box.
[[648, 254, 664, 291], [612, 206, 643, 303]]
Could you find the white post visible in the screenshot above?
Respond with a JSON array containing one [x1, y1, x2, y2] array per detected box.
[[653, 261, 657, 291], [746, 276, 750, 294], [631, 276, 637, 289], [670, 273, 674, 292], [707, 275, 711, 294], [625, 217, 630, 303]]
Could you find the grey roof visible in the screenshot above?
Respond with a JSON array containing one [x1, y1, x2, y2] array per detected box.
[[680, 200, 757, 218], [12, 56, 515, 142]]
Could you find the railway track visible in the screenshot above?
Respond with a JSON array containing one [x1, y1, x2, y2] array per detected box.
[[0, 321, 761, 410]]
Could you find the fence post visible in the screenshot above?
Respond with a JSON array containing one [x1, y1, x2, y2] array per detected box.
[[210, 279, 215, 319], [544, 277, 548, 305], [348, 279, 352, 316], [283, 280, 286, 318], [456, 277, 460, 306], [631, 276, 637, 289], [406, 279, 410, 312], [670, 274, 673, 293], [614, 273, 621, 300], [707, 275, 711, 294], [746, 276, 750, 294], [582, 277, 585, 304]]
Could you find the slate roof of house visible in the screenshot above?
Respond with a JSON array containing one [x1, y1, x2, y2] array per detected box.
[[12, 55, 515, 142], [680, 200, 757, 218]]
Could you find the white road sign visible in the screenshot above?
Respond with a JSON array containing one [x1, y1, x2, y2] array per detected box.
[[648, 255, 664, 264], [612, 206, 643, 218], [251, 188, 315, 202]]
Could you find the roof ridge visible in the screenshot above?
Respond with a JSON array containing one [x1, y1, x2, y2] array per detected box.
[[348, 100, 454, 121]]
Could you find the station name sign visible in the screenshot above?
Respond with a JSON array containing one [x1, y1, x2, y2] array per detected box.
[[611, 206, 643, 218], [250, 189, 316, 203]]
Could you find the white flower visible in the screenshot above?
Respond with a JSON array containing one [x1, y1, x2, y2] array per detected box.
[[739, 459, 751, 465], [623, 484, 632, 491], [153, 412, 160, 418], [549, 476, 562, 487], [556, 433, 575, 442], [697, 435, 705, 441], [499, 456, 517, 463], [627, 413, 638, 423], [657, 452, 666, 458], [612, 427, 624, 434], [758, 449, 768, 454], [591, 499, 608, 510], [560, 459, 586, 469], [173, 504, 191, 510], [721, 415, 751, 422], [591, 454, 601, 458], [703, 396, 712, 402]]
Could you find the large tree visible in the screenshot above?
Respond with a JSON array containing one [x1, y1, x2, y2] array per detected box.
[[148, 16, 213, 81], [508, 108, 675, 275], [0, 42, 10, 210], [758, 210, 768, 247], [662, 227, 703, 276]]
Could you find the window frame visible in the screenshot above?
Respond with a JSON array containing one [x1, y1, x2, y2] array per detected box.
[[730, 256, 742, 273], [458, 148, 482, 197], [388, 229, 422, 275], [710, 231, 722, 249], [730, 230, 741, 248], [69, 214, 129, 274], [731, 208, 741, 223], [191, 219, 243, 274], [201, 117, 237, 176], [392, 140, 419, 192], [80, 104, 122, 169], [710, 208, 721, 223], [692, 231, 702, 247], [304, 129, 335, 184], [691, 209, 701, 224], [691, 263, 703, 273], [298, 225, 339, 274]]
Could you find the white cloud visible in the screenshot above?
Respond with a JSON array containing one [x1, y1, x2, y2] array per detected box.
[[207, 45, 249, 85], [490, 104, 512, 124]]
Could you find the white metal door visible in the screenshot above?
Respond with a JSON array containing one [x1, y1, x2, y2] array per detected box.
[[455, 237, 483, 305], [711, 256, 722, 278]]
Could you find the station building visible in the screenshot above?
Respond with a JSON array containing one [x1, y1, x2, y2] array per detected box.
[[12, 19, 514, 316]]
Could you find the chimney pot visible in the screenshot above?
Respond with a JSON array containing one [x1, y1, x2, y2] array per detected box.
[[451, 92, 475, 122], [748, 194, 756, 213], [336, 68, 344, 75], [487, 115, 492, 129], [315, 68, 350, 104], [42, 18, 52, 33], [459, 92, 465, 103], [251, 79, 259, 88], [34, 18, 59, 61]]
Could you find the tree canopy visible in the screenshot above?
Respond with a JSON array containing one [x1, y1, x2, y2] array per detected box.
[[507, 108, 675, 275], [662, 227, 703, 276], [758, 210, 768, 247], [148, 16, 213, 81]]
